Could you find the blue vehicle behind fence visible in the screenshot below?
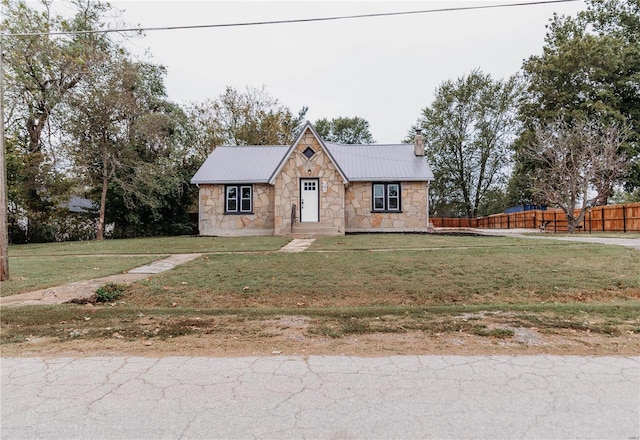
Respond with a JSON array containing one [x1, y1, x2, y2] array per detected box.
[[504, 205, 547, 214]]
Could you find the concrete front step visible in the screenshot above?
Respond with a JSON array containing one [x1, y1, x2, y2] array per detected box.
[[290, 223, 342, 238]]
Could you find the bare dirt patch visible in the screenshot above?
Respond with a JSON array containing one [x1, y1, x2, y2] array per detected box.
[[3, 313, 638, 358]]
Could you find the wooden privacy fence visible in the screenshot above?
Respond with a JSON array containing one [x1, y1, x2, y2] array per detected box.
[[432, 202, 640, 233]]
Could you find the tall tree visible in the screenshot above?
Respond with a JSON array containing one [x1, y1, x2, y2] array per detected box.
[[1, 0, 113, 241], [524, 117, 629, 233], [65, 56, 189, 240], [314, 116, 375, 144], [416, 70, 522, 218], [186, 86, 307, 156], [514, 0, 640, 203]]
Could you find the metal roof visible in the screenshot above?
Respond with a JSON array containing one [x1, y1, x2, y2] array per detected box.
[[190, 145, 289, 184], [191, 123, 434, 184], [325, 142, 434, 181]]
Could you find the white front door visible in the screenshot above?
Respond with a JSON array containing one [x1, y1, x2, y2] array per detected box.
[[300, 179, 319, 222]]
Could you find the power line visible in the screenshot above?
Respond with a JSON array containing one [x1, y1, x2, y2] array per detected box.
[[3, 0, 581, 37]]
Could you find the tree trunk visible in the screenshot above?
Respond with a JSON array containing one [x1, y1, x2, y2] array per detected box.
[[0, 52, 9, 280], [97, 173, 109, 241], [565, 206, 589, 234], [566, 217, 578, 234]]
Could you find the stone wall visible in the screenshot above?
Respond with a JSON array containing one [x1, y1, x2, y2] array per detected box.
[[196, 126, 431, 236], [273, 128, 346, 235], [197, 184, 275, 236], [345, 181, 430, 232]]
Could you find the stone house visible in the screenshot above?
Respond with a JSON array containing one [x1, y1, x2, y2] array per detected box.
[[191, 122, 434, 236]]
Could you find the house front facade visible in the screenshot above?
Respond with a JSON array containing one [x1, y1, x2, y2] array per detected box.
[[191, 122, 434, 236]]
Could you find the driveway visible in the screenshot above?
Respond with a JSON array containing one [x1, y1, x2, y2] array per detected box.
[[472, 228, 640, 251], [2, 355, 638, 439]]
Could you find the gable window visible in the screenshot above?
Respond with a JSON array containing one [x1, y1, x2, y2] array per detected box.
[[225, 185, 253, 214], [372, 183, 401, 212], [302, 146, 315, 159]]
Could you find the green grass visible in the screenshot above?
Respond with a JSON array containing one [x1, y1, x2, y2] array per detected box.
[[1, 255, 161, 297], [124, 241, 640, 309], [310, 233, 526, 250], [8, 235, 290, 257], [3, 236, 289, 296], [2, 234, 639, 348]]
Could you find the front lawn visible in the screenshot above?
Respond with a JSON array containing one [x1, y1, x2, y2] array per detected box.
[[8, 235, 290, 257], [2, 235, 290, 296], [1, 255, 161, 297], [2, 234, 639, 355], [125, 240, 640, 308]]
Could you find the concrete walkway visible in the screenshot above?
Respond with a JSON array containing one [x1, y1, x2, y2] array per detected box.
[[0, 254, 202, 308], [277, 238, 316, 253], [2, 355, 638, 439]]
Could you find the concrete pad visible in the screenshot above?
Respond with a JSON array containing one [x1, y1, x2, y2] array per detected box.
[[277, 238, 316, 253], [128, 253, 202, 274]]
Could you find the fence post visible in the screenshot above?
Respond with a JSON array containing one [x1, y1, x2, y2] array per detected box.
[[589, 210, 592, 233], [554, 211, 557, 233], [602, 207, 605, 232], [623, 205, 627, 233]]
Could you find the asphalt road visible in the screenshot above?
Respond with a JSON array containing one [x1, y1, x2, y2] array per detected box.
[[2, 355, 639, 439]]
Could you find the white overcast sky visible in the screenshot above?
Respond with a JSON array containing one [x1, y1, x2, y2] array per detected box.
[[104, 0, 587, 143]]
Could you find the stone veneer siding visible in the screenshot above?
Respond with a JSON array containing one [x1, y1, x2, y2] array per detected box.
[[345, 181, 430, 232], [273, 128, 345, 235], [197, 183, 275, 236]]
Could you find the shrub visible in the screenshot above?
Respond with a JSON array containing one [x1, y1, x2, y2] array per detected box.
[[95, 283, 126, 302]]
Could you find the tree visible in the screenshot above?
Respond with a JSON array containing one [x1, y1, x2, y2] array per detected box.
[[65, 56, 189, 240], [103, 100, 199, 239], [514, 0, 640, 203], [524, 117, 629, 233], [186, 86, 307, 156], [1, 0, 113, 241], [314, 116, 375, 144], [416, 70, 522, 218]]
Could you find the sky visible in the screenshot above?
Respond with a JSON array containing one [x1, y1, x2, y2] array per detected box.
[[105, 0, 587, 144]]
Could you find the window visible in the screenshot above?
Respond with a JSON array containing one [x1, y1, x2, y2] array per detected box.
[[225, 185, 253, 214], [372, 183, 401, 212], [302, 147, 315, 159]]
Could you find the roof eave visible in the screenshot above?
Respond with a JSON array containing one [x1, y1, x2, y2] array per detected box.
[[191, 179, 271, 185], [348, 177, 435, 182]]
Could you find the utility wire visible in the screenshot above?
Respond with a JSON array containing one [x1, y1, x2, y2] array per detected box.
[[4, 0, 581, 37]]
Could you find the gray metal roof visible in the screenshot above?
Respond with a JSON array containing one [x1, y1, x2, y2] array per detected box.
[[190, 145, 289, 184], [191, 123, 434, 184], [325, 142, 434, 181]]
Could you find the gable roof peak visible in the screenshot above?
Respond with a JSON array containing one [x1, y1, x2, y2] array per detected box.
[[268, 121, 348, 184]]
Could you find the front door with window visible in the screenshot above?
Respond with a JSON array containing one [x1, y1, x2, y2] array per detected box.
[[300, 179, 319, 222]]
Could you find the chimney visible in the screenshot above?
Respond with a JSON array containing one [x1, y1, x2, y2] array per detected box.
[[414, 129, 424, 156]]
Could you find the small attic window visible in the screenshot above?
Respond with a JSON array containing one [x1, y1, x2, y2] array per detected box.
[[302, 146, 315, 159]]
